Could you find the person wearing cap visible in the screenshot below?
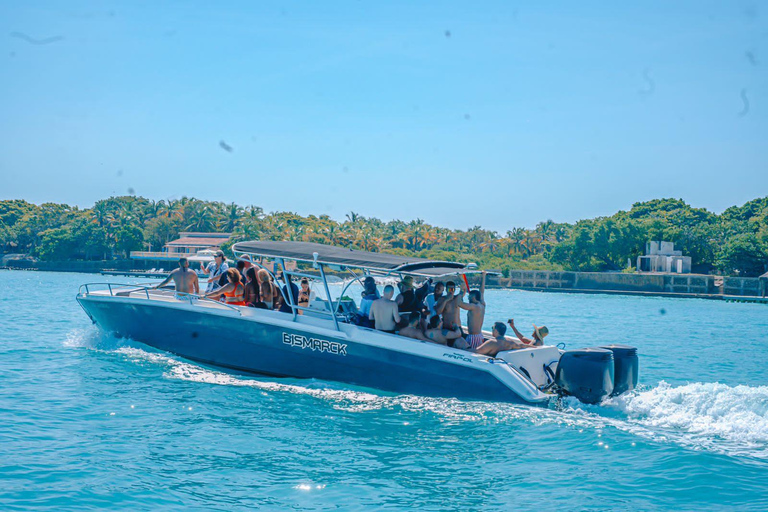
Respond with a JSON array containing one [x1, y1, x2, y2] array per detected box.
[[507, 318, 549, 346], [473, 322, 527, 357], [200, 250, 229, 293]]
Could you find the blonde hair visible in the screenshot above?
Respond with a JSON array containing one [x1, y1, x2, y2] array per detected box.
[[257, 268, 270, 283]]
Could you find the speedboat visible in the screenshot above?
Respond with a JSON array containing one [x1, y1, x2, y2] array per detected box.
[[76, 241, 638, 405]]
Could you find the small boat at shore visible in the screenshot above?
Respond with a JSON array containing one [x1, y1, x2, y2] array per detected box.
[[77, 241, 638, 405]]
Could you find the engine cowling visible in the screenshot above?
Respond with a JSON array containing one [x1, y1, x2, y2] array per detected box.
[[600, 344, 638, 396], [555, 348, 614, 404]]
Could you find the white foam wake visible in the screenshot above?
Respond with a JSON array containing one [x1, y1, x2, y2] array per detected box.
[[609, 381, 768, 458], [72, 334, 768, 460]]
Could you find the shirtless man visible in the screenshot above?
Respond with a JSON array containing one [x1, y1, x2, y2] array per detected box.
[[457, 271, 486, 350], [424, 316, 468, 348], [435, 281, 461, 330], [369, 285, 400, 333], [153, 257, 199, 296], [473, 322, 527, 357], [398, 311, 430, 341]]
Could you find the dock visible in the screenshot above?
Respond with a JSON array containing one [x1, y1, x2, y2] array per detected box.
[[100, 270, 169, 279]]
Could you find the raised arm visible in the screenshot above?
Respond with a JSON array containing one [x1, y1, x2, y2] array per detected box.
[[508, 319, 532, 344], [479, 271, 486, 305], [456, 290, 472, 311]]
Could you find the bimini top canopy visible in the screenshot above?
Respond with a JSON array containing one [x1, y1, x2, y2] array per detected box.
[[232, 240, 471, 277]]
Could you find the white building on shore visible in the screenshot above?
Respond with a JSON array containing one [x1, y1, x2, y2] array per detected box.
[[636, 241, 691, 274]]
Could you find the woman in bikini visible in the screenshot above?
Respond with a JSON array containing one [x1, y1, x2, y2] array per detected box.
[[204, 268, 247, 306], [257, 269, 278, 310]]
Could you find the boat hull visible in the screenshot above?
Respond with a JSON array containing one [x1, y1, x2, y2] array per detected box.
[[77, 295, 546, 405]]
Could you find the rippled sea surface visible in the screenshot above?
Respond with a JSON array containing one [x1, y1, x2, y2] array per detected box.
[[1, 271, 767, 510]]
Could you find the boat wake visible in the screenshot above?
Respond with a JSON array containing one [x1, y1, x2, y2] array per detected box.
[[66, 328, 768, 460]]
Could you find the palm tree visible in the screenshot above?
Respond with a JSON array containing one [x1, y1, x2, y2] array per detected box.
[[185, 204, 216, 232], [219, 202, 243, 232], [90, 201, 110, 228]]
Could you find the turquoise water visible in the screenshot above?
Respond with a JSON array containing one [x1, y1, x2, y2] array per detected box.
[[1, 271, 767, 510]]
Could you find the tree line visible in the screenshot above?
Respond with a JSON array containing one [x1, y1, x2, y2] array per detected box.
[[1, 196, 767, 276]]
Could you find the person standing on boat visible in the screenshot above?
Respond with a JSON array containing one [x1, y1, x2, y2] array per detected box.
[[425, 282, 444, 322], [278, 272, 300, 314], [153, 257, 199, 296], [396, 275, 431, 314], [357, 276, 380, 326], [369, 285, 400, 333], [297, 278, 315, 313], [435, 281, 461, 331], [243, 267, 261, 306], [257, 269, 278, 309], [204, 268, 246, 306], [457, 271, 487, 349], [200, 251, 229, 293]]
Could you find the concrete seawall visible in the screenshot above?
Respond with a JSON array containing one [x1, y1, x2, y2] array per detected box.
[[486, 270, 767, 300]]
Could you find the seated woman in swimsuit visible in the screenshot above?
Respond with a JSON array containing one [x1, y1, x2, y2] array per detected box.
[[257, 268, 277, 310], [204, 268, 247, 306], [243, 267, 261, 307], [297, 278, 314, 314]]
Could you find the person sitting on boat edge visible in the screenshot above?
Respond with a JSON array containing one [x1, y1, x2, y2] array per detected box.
[[200, 250, 229, 293], [369, 284, 400, 333], [399, 311, 430, 342], [424, 315, 468, 348], [204, 268, 247, 306], [457, 271, 487, 349], [473, 322, 527, 357], [152, 257, 199, 297], [507, 319, 548, 346]]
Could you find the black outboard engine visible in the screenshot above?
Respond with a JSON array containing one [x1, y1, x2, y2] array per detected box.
[[600, 344, 639, 396], [555, 348, 614, 404]]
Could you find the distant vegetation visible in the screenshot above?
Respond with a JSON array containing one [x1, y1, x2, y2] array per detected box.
[[1, 196, 767, 276]]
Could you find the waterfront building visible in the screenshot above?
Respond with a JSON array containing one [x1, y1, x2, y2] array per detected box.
[[636, 241, 692, 274], [130, 232, 232, 268]]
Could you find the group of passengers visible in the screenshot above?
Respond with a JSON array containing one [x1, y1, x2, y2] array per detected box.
[[365, 271, 549, 356], [156, 253, 312, 313], [157, 254, 548, 356]]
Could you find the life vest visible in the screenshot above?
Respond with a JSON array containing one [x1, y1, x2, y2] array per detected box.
[[224, 282, 246, 306]]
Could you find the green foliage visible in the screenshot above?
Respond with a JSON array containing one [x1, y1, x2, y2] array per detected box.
[[716, 235, 768, 277], [1, 196, 767, 276]]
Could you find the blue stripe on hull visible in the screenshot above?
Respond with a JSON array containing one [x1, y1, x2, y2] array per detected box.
[[79, 298, 528, 404]]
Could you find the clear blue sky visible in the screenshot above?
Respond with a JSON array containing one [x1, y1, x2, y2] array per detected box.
[[1, 1, 766, 231]]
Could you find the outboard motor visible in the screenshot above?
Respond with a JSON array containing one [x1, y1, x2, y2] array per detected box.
[[600, 344, 639, 396], [555, 348, 614, 404]]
